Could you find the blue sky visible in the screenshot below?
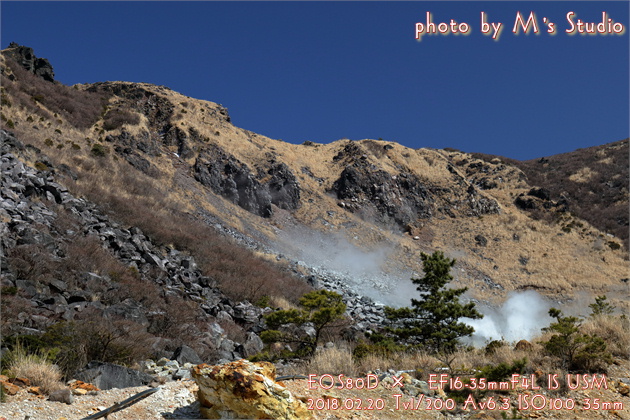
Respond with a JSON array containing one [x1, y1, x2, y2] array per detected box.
[[1, 1, 628, 160]]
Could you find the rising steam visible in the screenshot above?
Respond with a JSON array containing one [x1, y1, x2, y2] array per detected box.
[[464, 290, 552, 346], [274, 227, 555, 345], [274, 227, 417, 306]]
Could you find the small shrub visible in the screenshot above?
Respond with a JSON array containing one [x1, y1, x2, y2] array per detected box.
[[5, 344, 63, 394], [608, 241, 621, 250], [353, 335, 406, 360], [484, 339, 507, 355], [34, 162, 49, 171], [102, 108, 140, 131], [542, 308, 612, 372], [26, 115, 34, 122], [54, 128, 62, 134], [477, 358, 527, 383], [44, 138, 53, 147], [255, 295, 271, 308], [1, 286, 18, 295], [0, 93, 11, 107], [305, 344, 357, 376], [6, 119, 15, 129], [90, 143, 109, 157], [581, 314, 630, 358], [71, 143, 81, 150], [261, 290, 346, 358]]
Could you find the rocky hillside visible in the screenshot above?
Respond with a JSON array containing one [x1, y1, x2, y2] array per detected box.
[[1, 44, 628, 364], [471, 139, 629, 250]]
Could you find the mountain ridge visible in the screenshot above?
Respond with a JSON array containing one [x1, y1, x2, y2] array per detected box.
[[1, 44, 627, 340]]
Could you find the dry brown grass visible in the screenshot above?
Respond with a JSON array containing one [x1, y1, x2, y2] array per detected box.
[[581, 315, 630, 359], [300, 342, 442, 379], [2, 56, 107, 129], [304, 344, 358, 376], [270, 296, 300, 311], [6, 345, 64, 394]]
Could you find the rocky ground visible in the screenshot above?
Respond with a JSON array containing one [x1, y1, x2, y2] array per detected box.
[[2, 362, 629, 420], [0, 380, 200, 420]]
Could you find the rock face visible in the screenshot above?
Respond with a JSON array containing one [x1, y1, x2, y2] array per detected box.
[[329, 143, 500, 228], [192, 360, 312, 420], [4, 42, 55, 82], [194, 145, 301, 217]]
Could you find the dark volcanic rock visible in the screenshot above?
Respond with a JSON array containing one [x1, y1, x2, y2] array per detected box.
[[4, 43, 55, 82], [331, 164, 432, 227], [528, 187, 551, 201], [474, 234, 488, 247], [1, 129, 255, 364], [86, 82, 174, 131], [267, 163, 300, 210], [193, 146, 272, 217], [75, 362, 154, 390], [163, 126, 195, 159], [514, 194, 539, 210]]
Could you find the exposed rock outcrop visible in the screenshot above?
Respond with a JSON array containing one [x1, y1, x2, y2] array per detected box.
[[4, 42, 55, 82], [267, 162, 301, 210], [332, 164, 432, 226], [194, 146, 272, 217], [330, 161, 499, 227], [194, 145, 302, 217], [192, 360, 312, 420]]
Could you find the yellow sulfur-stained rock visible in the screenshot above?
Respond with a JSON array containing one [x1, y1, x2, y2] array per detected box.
[[191, 359, 312, 420]]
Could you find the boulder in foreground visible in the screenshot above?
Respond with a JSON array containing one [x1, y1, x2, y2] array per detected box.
[[191, 359, 311, 420]]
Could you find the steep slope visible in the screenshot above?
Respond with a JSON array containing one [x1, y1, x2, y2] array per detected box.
[[1, 43, 627, 318], [471, 140, 629, 250]]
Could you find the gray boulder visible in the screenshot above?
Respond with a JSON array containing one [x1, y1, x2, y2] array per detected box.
[[75, 362, 154, 390], [173, 345, 203, 365], [49, 388, 74, 404]]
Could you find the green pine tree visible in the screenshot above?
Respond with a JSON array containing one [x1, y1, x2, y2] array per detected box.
[[589, 295, 615, 316], [383, 251, 482, 354], [542, 308, 612, 372], [261, 290, 346, 358]]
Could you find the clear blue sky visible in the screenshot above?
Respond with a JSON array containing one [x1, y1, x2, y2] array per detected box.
[[1, 1, 628, 160]]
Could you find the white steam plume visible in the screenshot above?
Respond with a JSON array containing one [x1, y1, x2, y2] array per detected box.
[[464, 290, 552, 346]]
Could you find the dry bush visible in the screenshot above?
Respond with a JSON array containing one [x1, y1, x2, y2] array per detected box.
[[65, 154, 311, 305], [6, 345, 64, 394], [270, 295, 300, 310], [102, 107, 140, 131], [0, 294, 38, 337], [218, 319, 247, 344], [581, 315, 630, 359], [473, 139, 629, 249], [78, 184, 311, 304], [7, 242, 54, 283], [44, 312, 154, 379], [485, 345, 531, 368]]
